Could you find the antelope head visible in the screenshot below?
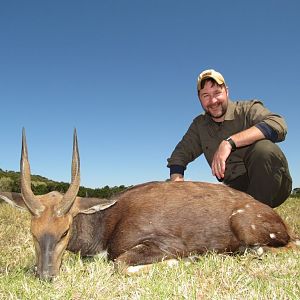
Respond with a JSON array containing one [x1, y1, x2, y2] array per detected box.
[[20, 128, 80, 280], [0, 129, 117, 280]]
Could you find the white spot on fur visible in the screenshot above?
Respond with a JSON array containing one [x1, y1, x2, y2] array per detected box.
[[251, 224, 256, 230], [248, 246, 264, 256], [245, 204, 251, 208], [165, 259, 179, 267], [256, 247, 264, 256], [270, 233, 276, 239], [257, 214, 262, 218], [237, 209, 245, 213], [230, 209, 245, 218], [126, 265, 150, 274], [94, 250, 108, 259]]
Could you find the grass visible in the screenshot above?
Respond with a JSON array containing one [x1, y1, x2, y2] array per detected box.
[[0, 198, 299, 300]]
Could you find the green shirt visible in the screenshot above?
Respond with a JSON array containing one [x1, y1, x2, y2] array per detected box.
[[167, 99, 287, 183]]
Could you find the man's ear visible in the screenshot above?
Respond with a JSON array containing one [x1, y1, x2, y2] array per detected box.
[[70, 197, 117, 216], [225, 86, 229, 97], [0, 192, 29, 211]]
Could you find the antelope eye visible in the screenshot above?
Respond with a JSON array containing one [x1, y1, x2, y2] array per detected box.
[[61, 230, 69, 239]]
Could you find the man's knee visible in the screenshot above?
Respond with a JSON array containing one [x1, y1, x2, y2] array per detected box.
[[244, 140, 292, 207], [245, 140, 285, 165]]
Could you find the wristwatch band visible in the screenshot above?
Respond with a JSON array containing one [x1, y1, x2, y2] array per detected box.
[[225, 137, 237, 151]]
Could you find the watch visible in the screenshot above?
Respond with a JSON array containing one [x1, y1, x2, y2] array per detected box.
[[225, 137, 237, 151]]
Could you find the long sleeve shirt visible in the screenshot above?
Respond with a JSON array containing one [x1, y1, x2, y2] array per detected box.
[[167, 99, 287, 183]]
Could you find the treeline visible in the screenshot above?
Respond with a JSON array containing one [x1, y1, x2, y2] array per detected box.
[[291, 187, 300, 198], [1, 168, 299, 199], [0, 168, 128, 198]]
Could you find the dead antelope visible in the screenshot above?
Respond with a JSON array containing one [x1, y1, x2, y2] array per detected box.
[[0, 129, 298, 280]]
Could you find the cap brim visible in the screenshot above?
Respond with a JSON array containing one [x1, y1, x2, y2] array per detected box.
[[201, 75, 224, 85]]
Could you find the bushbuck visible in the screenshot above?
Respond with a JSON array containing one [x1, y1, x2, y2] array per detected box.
[[0, 129, 298, 280]]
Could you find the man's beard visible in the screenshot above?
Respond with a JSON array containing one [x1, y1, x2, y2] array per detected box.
[[205, 102, 227, 120]]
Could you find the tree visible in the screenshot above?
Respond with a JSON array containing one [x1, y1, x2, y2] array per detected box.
[[0, 177, 14, 192]]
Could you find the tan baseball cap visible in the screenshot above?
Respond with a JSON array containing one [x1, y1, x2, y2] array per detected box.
[[197, 69, 226, 91]]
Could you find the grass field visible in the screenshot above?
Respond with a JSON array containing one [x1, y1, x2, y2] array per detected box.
[[0, 198, 299, 300]]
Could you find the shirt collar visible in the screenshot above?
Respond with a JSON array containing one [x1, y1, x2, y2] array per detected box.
[[223, 100, 235, 120]]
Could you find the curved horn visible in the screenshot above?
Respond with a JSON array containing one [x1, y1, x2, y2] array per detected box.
[[55, 129, 80, 216], [20, 128, 45, 216]]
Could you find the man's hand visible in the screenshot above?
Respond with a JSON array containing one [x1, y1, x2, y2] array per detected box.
[[170, 174, 184, 181], [212, 140, 232, 179]]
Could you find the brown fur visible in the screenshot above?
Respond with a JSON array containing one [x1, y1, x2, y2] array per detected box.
[[68, 181, 294, 268]]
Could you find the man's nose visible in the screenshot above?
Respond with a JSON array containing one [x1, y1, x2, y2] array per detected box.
[[209, 96, 218, 104]]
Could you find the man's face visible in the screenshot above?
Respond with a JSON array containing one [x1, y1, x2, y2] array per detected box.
[[198, 81, 229, 122]]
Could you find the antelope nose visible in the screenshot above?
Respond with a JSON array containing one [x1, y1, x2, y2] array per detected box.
[[37, 270, 55, 281]]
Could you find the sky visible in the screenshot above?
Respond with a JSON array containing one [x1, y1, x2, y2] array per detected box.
[[0, 0, 299, 189]]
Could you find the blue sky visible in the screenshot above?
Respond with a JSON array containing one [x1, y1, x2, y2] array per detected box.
[[1, 0, 299, 189]]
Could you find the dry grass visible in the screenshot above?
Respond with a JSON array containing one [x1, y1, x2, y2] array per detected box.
[[0, 198, 299, 300]]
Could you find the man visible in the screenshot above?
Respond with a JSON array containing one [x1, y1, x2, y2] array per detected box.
[[167, 69, 292, 208]]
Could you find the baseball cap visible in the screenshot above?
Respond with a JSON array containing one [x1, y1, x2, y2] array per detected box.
[[197, 69, 226, 91]]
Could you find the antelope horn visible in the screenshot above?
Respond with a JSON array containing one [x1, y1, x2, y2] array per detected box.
[[55, 129, 80, 216], [20, 128, 45, 216]]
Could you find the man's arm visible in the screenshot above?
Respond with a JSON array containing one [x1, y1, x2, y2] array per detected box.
[[212, 126, 265, 179], [167, 118, 203, 181], [212, 100, 287, 180], [247, 100, 287, 142], [230, 125, 266, 148]]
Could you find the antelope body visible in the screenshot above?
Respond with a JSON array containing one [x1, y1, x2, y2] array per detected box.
[[0, 129, 297, 280]]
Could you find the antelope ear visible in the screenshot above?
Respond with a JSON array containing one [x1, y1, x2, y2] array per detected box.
[[0, 192, 29, 211], [70, 197, 117, 216]]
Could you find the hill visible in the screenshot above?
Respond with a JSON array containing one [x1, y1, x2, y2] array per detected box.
[[0, 168, 127, 198]]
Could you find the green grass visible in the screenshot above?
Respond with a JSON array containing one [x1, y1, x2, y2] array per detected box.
[[0, 198, 299, 300]]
